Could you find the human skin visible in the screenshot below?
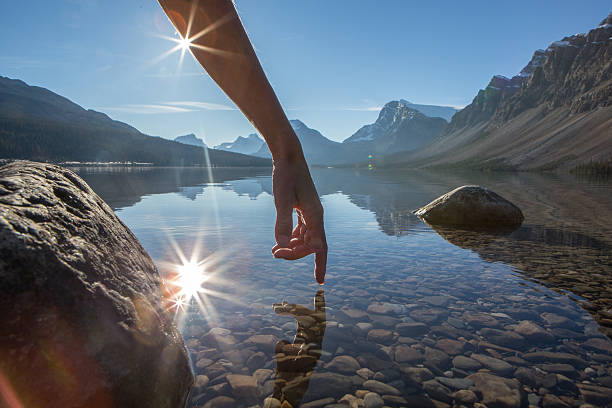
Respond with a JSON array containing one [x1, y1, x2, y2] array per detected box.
[[158, 0, 327, 283]]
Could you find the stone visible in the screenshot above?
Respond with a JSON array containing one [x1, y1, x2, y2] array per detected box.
[[367, 302, 404, 315], [245, 334, 277, 350], [414, 185, 524, 227], [421, 295, 451, 307], [253, 368, 273, 385], [339, 394, 361, 408], [367, 329, 394, 345], [583, 337, 612, 354], [357, 367, 375, 379], [470, 354, 514, 376], [479, 328, 525, 348], [326, 355, 361, 374], [542, 394, 570, 408], [194, 374, 210, 389], [452, 389, 477, 404], [522, 352, 587, 368], [540, 312, 574, 328], [468, 373, 523, 408], [452, 355, 482, 371], [307, 373, 353, 399], [425, 347, 451, 370], [0, 162, 192, 408], [463, 311, 501, 328], [226, 374, 258, 404], [436, 376, 474, 390], [202, 328, 238, 350], [363, 379, 401, 396], [354, 322, 374, 336], [423, 379, 453, 403], [301, 397, 336, 408], [383, 395, 409, 406], [339, 307, 369, 321], [394, 345, 424, 363], [396, 322, 428, 337], [363, 392, 384, 408], [400, 366, 434, 383], [246, 351, 267, 370], [513, 320, 554, 343], [263, 397, 282, 408], [202, 396, 236, 408], [435, 339, 464, 355]]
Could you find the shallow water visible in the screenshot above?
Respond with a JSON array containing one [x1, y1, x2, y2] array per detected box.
[[78, 167, 612, 408]]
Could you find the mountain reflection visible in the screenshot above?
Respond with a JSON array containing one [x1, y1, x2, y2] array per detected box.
[[76, 166, 612, 336]]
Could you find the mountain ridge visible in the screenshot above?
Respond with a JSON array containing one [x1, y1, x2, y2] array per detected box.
[[371, 13, 612, 171], [0, 76, 270, 167]]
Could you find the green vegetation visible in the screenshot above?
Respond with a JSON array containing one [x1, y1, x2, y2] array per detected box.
[[570, 160, 612, 177], [0, 117, 271, 167]]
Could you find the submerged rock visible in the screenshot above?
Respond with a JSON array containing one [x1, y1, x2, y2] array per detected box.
[[0, 161, 192, 408], [414, 185, 524, 228]]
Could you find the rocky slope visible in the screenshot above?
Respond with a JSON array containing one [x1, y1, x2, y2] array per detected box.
[[376, 14, 612, 170], [216, 133, 264, 155], [253, 119, 355, 165], [0, 76, 270, 166], [344, 100, 448, 156]]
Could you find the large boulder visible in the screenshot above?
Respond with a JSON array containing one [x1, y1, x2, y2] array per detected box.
[[414, 185, 524, 228], [0, 161, 192, 407]]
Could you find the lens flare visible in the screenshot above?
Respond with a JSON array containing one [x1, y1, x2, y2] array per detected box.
[[165, 259, 208, 312]]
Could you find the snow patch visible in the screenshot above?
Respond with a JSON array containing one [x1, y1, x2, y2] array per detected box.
[[598, 23, 612, 29]]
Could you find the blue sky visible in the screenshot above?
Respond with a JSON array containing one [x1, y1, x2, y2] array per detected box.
[[1, 1, 609, 145]]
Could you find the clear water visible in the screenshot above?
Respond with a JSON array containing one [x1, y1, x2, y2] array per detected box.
[[77, 167, 612, 408]]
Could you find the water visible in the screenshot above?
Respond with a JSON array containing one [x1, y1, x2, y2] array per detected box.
[[76, 167, 612, 408]]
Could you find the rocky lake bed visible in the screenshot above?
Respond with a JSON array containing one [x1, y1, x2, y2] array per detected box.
[[75, 166, 612, 408]]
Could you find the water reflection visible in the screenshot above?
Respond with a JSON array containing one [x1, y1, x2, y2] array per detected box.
[[73, 166, 612, 407], [272, 290, 326, 407], [76, 166, 612, 334]]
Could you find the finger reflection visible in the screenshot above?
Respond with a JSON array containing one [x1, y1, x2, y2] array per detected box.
[[271, 290, 326, 407]]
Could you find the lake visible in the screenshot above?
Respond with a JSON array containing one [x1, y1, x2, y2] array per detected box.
[[76, 166, 612, 408]]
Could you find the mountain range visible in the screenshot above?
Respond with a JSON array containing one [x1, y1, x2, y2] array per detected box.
[[174, 133, 206, 148], [1, 13, 609, 171], [0, 76, 270, 167], [215, 133, 264, 155], [373, 13, 612, 170]]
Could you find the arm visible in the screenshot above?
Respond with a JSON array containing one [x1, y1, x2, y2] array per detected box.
[[159, 0, 327, 283]]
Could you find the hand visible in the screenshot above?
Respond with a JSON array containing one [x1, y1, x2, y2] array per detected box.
[[271, 158, 327, 284]]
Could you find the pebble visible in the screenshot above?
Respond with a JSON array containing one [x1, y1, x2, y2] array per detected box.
[[363, 392, 384, 408], [366, 329, 394, 345], [452, 355, 482, 371], [470, 353, 514, 376], [362, 380, 401, 396], [326, 355, 361, 374]]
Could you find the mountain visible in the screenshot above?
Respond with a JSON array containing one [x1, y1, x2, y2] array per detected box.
[[215, 133, 264, 155], [174, 133, 206, 148], [398, 100, 459, 122], [374, 14, 612, 170], [253, 119, 355, 165], [343, 100, 448, 155], [0, 76, 270, 167]]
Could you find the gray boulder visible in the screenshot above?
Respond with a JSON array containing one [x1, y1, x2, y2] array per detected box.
[[0, 161, 192, 407], [414, 185, 524, 228]]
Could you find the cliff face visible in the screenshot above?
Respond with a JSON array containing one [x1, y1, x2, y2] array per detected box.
[[388, 13, 612, 171], [450, 14, 612, 132]]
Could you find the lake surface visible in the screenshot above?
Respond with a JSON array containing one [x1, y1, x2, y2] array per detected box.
[[76, 167, 612, 408]]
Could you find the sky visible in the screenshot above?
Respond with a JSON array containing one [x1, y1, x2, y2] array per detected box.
[[1, 1, 610, 145]]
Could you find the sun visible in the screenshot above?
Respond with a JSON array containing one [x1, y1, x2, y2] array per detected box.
[[177, 36, 191, 51]]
